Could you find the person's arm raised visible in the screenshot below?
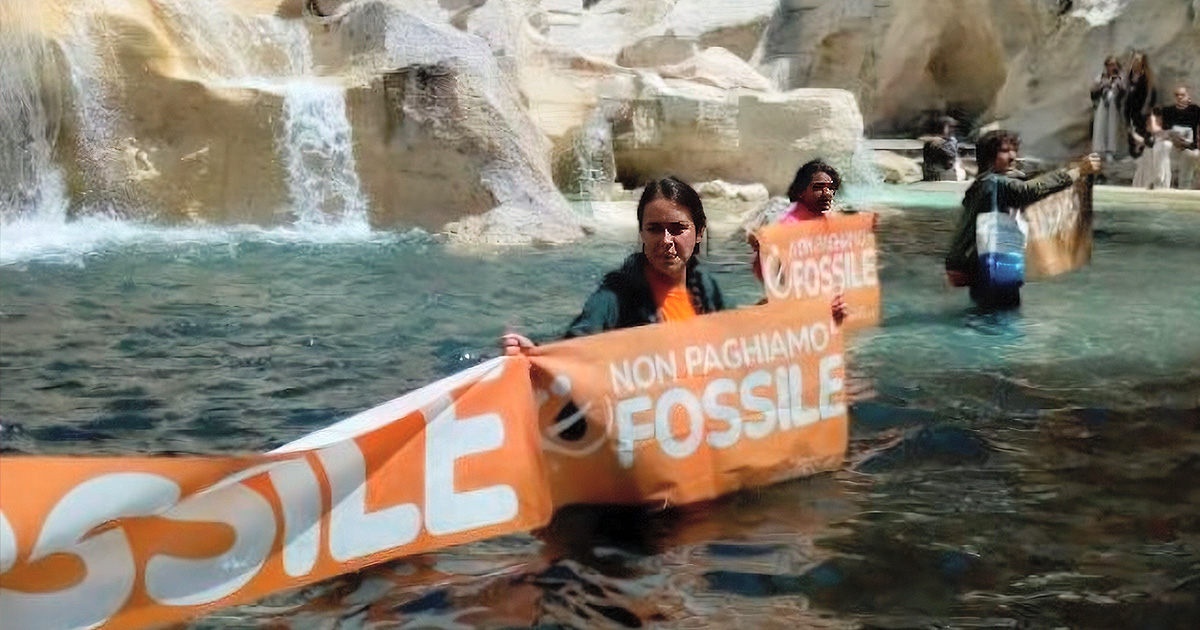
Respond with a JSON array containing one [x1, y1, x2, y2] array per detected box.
[[1004, 154, 1100, 207]]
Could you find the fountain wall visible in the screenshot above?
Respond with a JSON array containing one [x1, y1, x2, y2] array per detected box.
[[3, 0, 1194, 243]]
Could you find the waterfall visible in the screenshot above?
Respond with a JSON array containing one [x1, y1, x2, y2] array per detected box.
[[845, 136, 884, 188], [160, 1, 373, 231], [155, 0, 313, 80], [61, 15, 127, 208], [278, 82, 370, 230], [0, 5, 133, 222], [0, 26, 68, 221], [834, 136, 886, 207], [1071, 0, 1132, 26], [571, 109, 616, 213]]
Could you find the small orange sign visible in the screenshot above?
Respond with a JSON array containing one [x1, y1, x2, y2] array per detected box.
[[757, 212, 882, 330]]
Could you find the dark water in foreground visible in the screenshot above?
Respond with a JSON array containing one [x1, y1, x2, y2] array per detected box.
[[2, 196, 1199, 629]]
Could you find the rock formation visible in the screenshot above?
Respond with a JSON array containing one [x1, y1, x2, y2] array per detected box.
[[757, 0, 1200, 158], [4, 0, 1192, 243]]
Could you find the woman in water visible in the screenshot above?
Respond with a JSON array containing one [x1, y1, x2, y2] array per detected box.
[[746, 159, 847, 321], [502, 176, 726, 354]]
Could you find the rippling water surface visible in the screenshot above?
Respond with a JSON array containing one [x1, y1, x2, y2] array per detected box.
[[2, 191, 1198, 629]]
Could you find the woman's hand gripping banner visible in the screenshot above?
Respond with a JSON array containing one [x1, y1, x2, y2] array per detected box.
[[756, 213, 881, 331]]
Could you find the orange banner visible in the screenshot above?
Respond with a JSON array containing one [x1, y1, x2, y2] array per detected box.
[[1, 302, 851, 629], [0, 358, 551, 630], [756, 212, 881, 330], [1024, 178, 1094, 279], [532, 299, 848, 508]]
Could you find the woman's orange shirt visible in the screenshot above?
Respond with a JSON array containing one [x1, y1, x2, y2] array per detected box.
[[646, 270, 696, 322]]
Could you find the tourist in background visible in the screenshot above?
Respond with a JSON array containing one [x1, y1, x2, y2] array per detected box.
[[1090, 55, 1125, 163], [1161, 85, 1200, 189], [922, 116, 965, 182], [1131, 108, 1172, 189], [1123, 50, 1157, 158]]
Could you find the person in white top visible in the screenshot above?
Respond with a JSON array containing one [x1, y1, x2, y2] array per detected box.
[[1130, 108, 1172, 189], [1161, 85, 1200, 189]]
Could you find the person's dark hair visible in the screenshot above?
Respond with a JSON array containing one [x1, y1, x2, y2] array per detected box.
[[786, 159, 841, 202], [1128, 50, 1154, 86], [636, 176, 711, 313], [975, 130, 1021, 172], [636, 176, 707, 240]]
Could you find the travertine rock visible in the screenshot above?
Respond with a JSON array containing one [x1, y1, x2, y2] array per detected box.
[[873, 150, 923, 185], [612, 77, 863, 195], [758, 0, 1200, 159], [332, 1, 583, 242], [695, 179, 770, 201]]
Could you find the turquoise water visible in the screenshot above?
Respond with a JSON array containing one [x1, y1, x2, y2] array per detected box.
[[2, 190, 1198, 628]]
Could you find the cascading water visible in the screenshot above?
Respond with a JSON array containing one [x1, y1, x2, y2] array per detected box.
[[278, 81, 370, 230], [846, 136, 885, 187], [0, 5, 136, 263], [155, 0, 314, 80], [834, 136, 886, 207], [0, 1, 379, 264], [155, 0, 369, 231], [569, 108, 617, 214], [0, 4, 125, 220], [1071, 0, 1133, 26], [0, 26, 68, 221], [60, 13, 127, 208]]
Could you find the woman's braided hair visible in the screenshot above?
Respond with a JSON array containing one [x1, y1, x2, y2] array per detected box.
[[636, 176, 711, 313]]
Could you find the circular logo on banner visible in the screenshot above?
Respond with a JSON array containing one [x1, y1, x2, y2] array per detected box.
[[533, 370, 608, 457]]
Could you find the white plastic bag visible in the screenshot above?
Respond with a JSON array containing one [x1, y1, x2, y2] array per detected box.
[[976, 210, 1027, 291]]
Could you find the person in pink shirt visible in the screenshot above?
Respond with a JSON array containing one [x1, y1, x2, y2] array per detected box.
[[780, 159, 841, 223], [749, 159, 847, 322]]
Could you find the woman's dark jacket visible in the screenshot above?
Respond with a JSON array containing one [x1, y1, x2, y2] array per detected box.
[[564, 253, 727, 338]]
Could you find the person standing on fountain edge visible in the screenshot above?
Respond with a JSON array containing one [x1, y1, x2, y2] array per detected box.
[[944, 130, 1101, 312], [1123, 50, 1157, 158], [1161, 85, 1200, 189], [502, 176, 727, 354], [1090, 55, 1125, 163]]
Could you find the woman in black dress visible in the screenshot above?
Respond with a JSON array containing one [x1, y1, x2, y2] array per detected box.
[[1124, 50, 1157, 157]]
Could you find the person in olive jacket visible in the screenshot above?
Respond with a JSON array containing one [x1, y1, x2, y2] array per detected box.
[[945, 130, 1101, 311]]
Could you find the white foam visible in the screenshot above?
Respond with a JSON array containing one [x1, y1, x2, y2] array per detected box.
[[0, 212, 421, 267], [1071, 0, 1129, 26]]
